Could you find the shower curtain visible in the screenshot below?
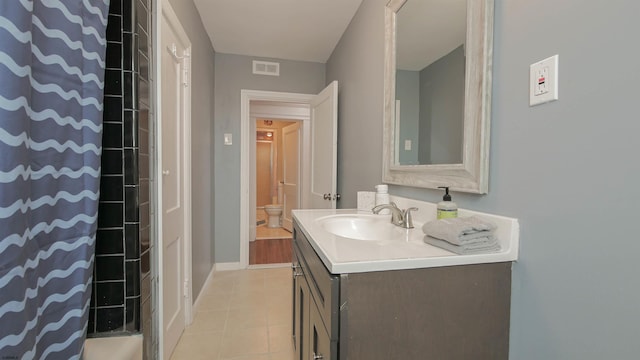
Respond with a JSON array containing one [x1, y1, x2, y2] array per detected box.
[[0, 1, 109, 358]]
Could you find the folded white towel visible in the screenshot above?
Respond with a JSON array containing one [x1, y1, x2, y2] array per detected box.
[[421, 216, 497, 245], [424, 235, 501, 255]]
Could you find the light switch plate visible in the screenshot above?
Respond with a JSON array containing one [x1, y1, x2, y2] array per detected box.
[[224, 133, 232, 145], [530, 54, 559, 106]]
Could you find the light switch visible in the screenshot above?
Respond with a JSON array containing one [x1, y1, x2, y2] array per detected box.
[[530, 54, 559, 106], [224, 133, 232, 145]]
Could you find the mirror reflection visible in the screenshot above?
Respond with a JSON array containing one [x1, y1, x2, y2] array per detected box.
[[395, 0, 466, 165], [383, 0, 493, 193]]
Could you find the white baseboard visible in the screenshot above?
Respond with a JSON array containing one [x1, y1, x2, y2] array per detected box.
[[214, 262, 243, 271]]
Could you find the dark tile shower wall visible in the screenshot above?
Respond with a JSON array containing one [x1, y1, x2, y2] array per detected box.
[[90, 1, 155, 356]]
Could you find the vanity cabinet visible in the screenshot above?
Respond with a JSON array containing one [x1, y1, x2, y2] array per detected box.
[[292, 219, 512, 360], [292, 222, 339, 360]]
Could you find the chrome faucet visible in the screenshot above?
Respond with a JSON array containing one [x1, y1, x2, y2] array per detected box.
[[372, 202, 419, 229]]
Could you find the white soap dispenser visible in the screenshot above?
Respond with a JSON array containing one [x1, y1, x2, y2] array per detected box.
[[374, 184, 390, 214], [437, 186, 458, 219]]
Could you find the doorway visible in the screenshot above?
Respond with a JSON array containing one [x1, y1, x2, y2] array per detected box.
[[252, 120, 300, 265], [240, 83, 338, 269], [240, 91, 313, 269]]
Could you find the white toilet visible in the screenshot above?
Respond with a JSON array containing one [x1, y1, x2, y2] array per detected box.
[[264, 203, 283, 228], [264, 183, 284, 228]]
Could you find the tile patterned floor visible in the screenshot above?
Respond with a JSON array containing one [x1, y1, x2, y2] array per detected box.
[[256, 210, 292, 240], [169, 267, 294, 360], [255, 226, 292, 240]]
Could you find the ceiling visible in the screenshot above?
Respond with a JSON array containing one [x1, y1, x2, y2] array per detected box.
[[192, 0, 364, 63], [396, 0, 466, 71]]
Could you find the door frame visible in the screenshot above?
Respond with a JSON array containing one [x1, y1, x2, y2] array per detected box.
[[240, 90, 312, 269], [156, 1, 193, 358]]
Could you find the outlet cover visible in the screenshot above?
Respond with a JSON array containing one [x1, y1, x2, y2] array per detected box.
[[530, 54, 559, 106]]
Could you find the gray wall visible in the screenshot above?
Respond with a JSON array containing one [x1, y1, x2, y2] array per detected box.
[[214, 53, 325, 262], [326, 0, 387, 206], [167, 0, 215, 298], [419, 45, 464, 164], [327, 0, 640, 358]]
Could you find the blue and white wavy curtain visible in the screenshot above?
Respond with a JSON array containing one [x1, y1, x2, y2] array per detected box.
[[0, 0, 109, 358]]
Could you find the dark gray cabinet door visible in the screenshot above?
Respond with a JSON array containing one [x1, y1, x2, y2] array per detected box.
[[293, 244, 311, 360], [309, 300, 332, 360], [292, 247, 301, 355]]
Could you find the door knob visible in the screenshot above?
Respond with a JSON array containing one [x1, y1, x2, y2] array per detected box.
[[323, 193, 340, 200]]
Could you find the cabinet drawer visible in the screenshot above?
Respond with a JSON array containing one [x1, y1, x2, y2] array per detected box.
[[293, 222, 340, 339]]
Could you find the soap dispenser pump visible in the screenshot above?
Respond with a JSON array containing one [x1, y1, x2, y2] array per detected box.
[[437, 186, 458, 219]]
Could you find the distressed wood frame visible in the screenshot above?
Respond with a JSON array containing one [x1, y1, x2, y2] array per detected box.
[[382, 0, 494, 193]]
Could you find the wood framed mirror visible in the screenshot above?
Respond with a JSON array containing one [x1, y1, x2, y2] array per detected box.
[[382, 0, 494, 193]]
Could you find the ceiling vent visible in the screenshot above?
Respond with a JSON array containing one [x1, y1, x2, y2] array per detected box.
[[253, 60, 280, 76]]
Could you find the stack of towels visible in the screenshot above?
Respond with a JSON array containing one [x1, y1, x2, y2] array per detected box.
[[421, 216, 501, 255]]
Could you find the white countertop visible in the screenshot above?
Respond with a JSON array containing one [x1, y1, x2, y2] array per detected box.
[[292, 201, 519, 274]]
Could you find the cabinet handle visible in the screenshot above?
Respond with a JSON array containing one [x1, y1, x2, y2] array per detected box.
[[292, 263, 304, 278], [312, 353, 323, 360]]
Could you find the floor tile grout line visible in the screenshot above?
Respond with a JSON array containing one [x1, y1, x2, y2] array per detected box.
[[261, 272, 273, 356], [172, 268, 294, 359], [216, 300, 230, 360]]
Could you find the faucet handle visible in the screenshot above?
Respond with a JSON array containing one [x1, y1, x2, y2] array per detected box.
[[403, 207, 419, 229]]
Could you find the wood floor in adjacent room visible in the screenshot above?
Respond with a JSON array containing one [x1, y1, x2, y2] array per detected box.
[[251, 222, 293, 265], [249, 238, 292, 265]]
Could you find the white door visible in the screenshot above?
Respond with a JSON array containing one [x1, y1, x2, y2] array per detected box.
[[282, 122, 300, 231], [309, 81, 339, 209], [161, 13, 186, 357]]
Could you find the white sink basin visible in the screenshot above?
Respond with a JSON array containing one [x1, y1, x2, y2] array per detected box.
[[316, 214, 410, 241]]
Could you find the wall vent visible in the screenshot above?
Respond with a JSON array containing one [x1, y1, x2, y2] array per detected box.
[[253, 60, 280, 76]]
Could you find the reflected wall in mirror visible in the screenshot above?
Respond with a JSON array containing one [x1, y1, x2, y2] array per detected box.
[[383, 0, 493, 193], [395, 0, 466, 165]]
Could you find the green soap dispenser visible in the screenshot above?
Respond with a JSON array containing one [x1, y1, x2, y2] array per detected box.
[[437, 186, 458, 219]]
